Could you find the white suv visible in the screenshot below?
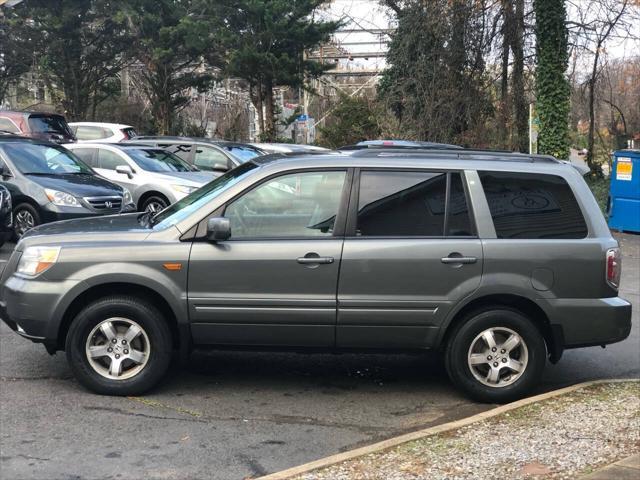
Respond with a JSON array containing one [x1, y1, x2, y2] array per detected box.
[[69, 122, 137, 143]]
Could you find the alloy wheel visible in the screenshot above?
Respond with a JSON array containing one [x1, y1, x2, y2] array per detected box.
[[467, 327, 529, 388], [85, 317, 151, 380], [144, 201, 165, 214], [15, 209, 35, 237]]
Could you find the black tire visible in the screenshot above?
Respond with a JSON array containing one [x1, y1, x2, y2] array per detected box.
[[445, 307, 546, 403], [141, 195, 168, 214], [13, 203, 40, 240], [66, 295, 173, 396]]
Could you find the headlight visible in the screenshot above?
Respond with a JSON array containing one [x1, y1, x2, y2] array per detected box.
[[16, 246, 61, 277], [45, 189, 81, 208], [171, 184, 198, 195], [122, 188, 133, 205]]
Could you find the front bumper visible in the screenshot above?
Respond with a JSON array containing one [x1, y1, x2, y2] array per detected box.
[[0, 273, 79, 352], [40, 203, 136, 223], [544, 296, 632, 348]]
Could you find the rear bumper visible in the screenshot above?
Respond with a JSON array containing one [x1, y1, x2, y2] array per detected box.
[[543, 296, 632, 348]]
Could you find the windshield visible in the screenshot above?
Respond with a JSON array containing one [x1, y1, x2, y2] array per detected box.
[[28, 115, 74, 137], [126, 148, 194, 172], [151, 162, 259, 229], [223, 145, 262, 163], [0, 143, 93, 175]]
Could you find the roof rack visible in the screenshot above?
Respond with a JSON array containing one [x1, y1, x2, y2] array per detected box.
[[348, 147, 561, 164]]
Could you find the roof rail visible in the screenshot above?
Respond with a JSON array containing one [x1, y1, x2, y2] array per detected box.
[[348, 147, 561, 164]]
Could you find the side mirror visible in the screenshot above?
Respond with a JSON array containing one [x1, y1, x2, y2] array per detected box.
[[116, 165, 134, 179], [206, 217, 231, 242], [212, 162, 229, 172], [0, 165, 12, 179]]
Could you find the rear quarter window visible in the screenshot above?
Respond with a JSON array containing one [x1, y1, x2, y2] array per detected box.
[[478, 171, 588, 239]]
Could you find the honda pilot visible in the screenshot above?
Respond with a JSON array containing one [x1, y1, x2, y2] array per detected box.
[[0, 149, 631, 402]]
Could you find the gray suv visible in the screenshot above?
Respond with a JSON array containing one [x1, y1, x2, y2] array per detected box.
[[0, 149, 631, 402]]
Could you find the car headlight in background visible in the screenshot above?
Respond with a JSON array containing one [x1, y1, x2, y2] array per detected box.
[[122, 188, 133, 205], [45, 189, 81, 208], [171, 184, 198, 195], [16, 246, 61, 277]]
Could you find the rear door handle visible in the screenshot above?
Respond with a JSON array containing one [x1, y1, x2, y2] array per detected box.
[[441, 255, 477, 264], [297, 255, 334, 265]]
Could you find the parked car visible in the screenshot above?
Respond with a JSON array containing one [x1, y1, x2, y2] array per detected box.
[[0, 185, 12, 248], [0, 147, 631, 402], [0, 135, 134, 238], [124, 136, 263, 172], [0, 110, 76, 144], [65, 143, 217, 213], [69, 122, 137, 143], [251, 142, 329, 154]]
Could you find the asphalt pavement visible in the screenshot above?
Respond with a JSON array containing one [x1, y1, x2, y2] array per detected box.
[[1, 234, 638, 480]]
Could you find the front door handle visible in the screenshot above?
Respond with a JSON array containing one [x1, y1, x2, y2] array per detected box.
[[441, 253, 477, 264], [297, 253, 334, 265]]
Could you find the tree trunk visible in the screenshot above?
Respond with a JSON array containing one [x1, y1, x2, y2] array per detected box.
[[586, 46, 603, 177], [499, 4, 511, 148], [249, 83, 265, 139], [263, 79, 276, 142], [511, 0, 528, 152]]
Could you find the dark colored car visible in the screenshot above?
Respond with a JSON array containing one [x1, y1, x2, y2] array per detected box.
[[0, 135, 134, 238], [0, 184, 12, 248], [0, 110, 76, 144], [0, 147, 631, 402], [124, 137, 265, 172]]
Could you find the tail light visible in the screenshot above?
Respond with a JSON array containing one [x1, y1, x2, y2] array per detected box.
[[120, 129, 130, 140], [606, 248, 621, 289]]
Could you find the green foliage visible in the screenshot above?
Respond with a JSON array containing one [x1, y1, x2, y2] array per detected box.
[[14, 0, 134, 120], [0, 8, 34, 105], [378, 0, 493, 144], [585, 176, 610, 215], [210, 0, 340, 140], [534, 0, 571, 159], [131, 0, 218, 134], [318, 95, 381, 148]]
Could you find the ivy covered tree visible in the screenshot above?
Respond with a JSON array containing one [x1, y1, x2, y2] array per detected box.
[[14, 0, 134, 120], [378, 0, 492, 144], [211, 0, 340, 141], [534, 0, 570, 159]]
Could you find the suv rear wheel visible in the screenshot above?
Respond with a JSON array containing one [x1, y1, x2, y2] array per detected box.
[[66, 295, 172, 395], [445, 308, 546, 403]]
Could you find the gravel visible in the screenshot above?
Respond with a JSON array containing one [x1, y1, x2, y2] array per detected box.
[[295, 381, 640, 480]]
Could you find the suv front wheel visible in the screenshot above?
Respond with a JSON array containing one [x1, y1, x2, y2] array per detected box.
[[66, 295, 172, 395], [445, 308, 546, 403]]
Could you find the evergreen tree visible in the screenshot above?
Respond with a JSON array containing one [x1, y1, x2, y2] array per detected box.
[[15, 0, 134, 120], [131, 0, 219, 134], [211, 0, 340, 141]]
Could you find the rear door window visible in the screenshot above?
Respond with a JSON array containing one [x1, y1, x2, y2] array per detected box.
[[355, 170, 474, 237], [194, 146, 230, 171], [478, 171, 588, 239], [0, 118, 20, 133], [75, 126, 109, 140], [71, 148, 98, 167], [98, 149, 128, 170], [27, 115, 73, 137]]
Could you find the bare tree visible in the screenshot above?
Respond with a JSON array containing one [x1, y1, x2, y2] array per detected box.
[[569, 0, 633, 175]]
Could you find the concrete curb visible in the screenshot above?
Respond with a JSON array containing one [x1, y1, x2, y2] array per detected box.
[[257, 379, 639, 480]]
